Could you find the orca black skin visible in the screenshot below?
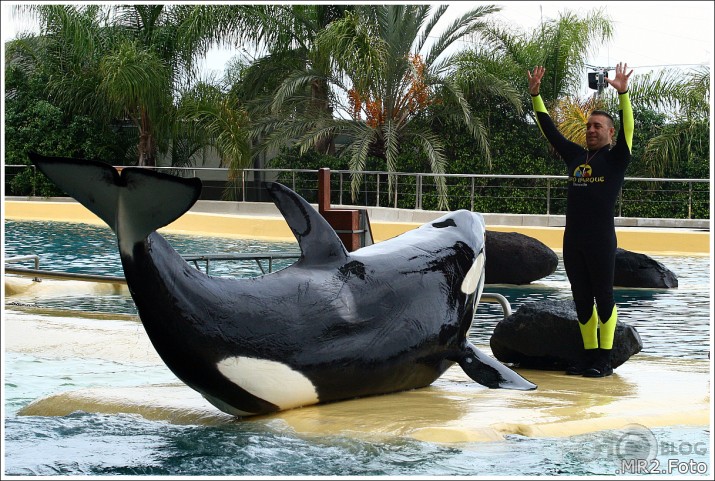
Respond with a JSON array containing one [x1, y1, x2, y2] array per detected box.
[[29, 152, 536, 417]]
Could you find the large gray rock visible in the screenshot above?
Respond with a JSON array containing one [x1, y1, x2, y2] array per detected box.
[[485, 230, 558, 285], [490, 299, 642, 370], [614, 248, 678, 288]]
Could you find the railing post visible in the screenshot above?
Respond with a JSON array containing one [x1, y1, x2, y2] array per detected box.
[[241, 170, 246, 202], [688, 181, 693, 219], [546, 178, 551, 215], [470, 177, 475, 211], [415, 174, 422, 210], [376, 173, 380, 207], [339, 172, 344, 205], [394, 176, 398, 208]]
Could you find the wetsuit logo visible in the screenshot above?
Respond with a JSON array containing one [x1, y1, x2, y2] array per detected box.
[[570, 164, 605, 185], [574, 164, 592, 178]]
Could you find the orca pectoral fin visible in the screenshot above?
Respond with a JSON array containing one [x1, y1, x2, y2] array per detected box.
[[457, 343, 537, 391]]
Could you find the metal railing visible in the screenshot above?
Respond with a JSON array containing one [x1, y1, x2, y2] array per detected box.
[[183, 252, 301, 275], [5, 255, 40, 270], [5, 164, 710, 219], [4, 253, 300, 283]]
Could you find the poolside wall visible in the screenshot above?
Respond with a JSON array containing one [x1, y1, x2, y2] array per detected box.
[[4, 198, 711, 255]]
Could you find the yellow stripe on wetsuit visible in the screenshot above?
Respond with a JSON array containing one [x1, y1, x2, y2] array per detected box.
[[619, 92, 633, 152], [531, 94, 548, 137]]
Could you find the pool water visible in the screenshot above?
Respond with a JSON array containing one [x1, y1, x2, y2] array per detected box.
[[3, 220, 712, 476], [5, 220, 710, 359]]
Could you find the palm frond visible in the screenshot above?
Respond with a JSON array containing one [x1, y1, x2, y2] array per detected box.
[[642, 125, 685, 177], [404, 127, 449, 210], [423, 4, 500, 66], [271, 70, 321, 113]]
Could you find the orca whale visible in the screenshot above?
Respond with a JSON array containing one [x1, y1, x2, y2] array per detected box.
[[29, 152, 536, 416]]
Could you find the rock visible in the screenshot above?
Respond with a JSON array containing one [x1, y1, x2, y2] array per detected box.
[[489, 299, 642, 370], [614, 248, 678, 288], [485, 230, 558, 285]]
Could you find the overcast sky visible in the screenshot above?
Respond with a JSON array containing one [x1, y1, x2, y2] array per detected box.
[[2, 1, 713, 96], [199, 1, 713, 96]]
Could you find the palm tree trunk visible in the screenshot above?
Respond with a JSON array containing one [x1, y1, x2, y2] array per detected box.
[[138, 109, 156, 166]]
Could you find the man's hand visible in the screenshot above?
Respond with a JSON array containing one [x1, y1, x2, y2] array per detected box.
[[527, 66, 545, 96], [605, 62, 633, 94]]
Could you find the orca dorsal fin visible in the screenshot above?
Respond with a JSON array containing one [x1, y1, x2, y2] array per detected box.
[[264, 182, 348, 265], [29, 152, 201, 253]]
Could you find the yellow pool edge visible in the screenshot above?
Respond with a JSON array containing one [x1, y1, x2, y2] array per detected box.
[[4, 199, 711, 255]]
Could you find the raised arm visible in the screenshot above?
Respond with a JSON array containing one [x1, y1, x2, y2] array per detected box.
[[527, 66, 581, 159], [527, 66, 549, 126], [607, 62, 634, 152]]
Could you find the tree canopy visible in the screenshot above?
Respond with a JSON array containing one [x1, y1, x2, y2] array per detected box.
[[4, 4, 709, 211]]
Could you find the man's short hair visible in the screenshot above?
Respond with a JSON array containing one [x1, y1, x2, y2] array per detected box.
[[589, 109, 615, 127]]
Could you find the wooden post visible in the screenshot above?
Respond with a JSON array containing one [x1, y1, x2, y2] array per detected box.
[[318, 167, 331, 214], [316, 167, 367, 252]]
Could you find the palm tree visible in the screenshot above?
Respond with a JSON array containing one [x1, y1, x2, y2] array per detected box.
[[466, 8, 631, 162], [634, 66, 710, 177], [253, 4, 504, 210], [176, 79, 251, 199], [179, 4, 351, 156], [474, 6, 709, 176], [472, 8, 614, 123], [12, 4, 220, 166]]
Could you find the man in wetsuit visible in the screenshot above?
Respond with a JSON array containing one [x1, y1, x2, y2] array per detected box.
[[527, 62, 634, 377]]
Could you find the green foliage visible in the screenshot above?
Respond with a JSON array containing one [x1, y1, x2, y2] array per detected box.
[[266, 99, 709, 218], [255, 4, 507, 209], [5, 4, 708, 218], [5, 99, 125, 164], [8, 168, 64, 197], [268, 147, 351, 171], [12, 4, 217, 166], [4, 39, 135, 196], [268, 147, 380, 205]]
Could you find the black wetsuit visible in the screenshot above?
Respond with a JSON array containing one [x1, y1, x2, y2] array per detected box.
[[532, 93, 633, 325]]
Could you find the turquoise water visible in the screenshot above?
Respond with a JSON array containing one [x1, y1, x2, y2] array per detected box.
[[3, 220, 712, 477]]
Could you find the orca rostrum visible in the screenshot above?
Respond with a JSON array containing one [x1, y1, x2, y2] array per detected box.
[[29, 152, 536, 417]]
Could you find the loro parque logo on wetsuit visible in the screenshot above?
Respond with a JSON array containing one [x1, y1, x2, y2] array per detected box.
[[570, 164, 605, 184]]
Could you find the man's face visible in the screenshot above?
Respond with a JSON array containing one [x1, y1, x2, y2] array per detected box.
[[586, 114, 615, 150]]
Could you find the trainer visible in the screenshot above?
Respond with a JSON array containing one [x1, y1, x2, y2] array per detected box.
[[527, 62, 634, 377]]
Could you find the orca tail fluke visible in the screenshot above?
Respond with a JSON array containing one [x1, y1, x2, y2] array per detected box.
[[29, 152, 201, 248], [458, 343, 537, 391]]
